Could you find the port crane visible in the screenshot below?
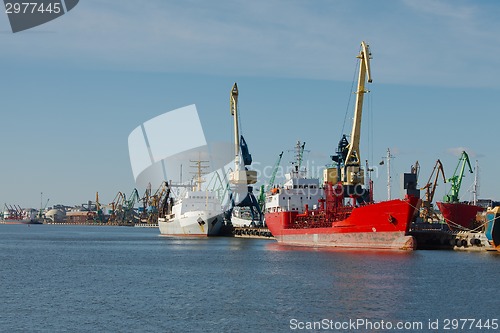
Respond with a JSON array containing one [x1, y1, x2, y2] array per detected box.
[[138, 183, 152, 223], [38, 192, 50, 221], [420, 160, 446, 222], [147, 181, 171, 222], [228, 82, 262, 226], [257, 151, 284, 209], [108, 189, 140, 225], [443, 151, 473, 203], [229, 82, 258, 186], [330, 41, 372, 201]]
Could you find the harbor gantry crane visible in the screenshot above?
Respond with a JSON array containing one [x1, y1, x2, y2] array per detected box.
[[420, 160, 446, 222], [443, 151, 473, 203]]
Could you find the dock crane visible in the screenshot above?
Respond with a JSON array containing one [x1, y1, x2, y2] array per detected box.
[[228, 82, 262, 226], [109, 191, 125, 224], [268, 151, 284, 192], [138, 183, 152, 223], [329, 41, 372, 201], [443, 151, 473, 203], [107, 189, 139, 225], [229, 82, 258, 186], [420, 160, 446, 222], [38, 192, 50, 221]]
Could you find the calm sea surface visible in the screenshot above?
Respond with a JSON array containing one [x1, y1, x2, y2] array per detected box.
[[0, 224, 498, 333]]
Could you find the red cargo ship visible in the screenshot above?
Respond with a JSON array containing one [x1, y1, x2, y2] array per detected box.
[[264, 42, 420, 250], [435, 151, 483, 231], [436, 202, 483, 231], [265, 183, 419, 250]]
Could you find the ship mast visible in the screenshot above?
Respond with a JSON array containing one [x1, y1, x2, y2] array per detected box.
[[386, 148, 392, 200], [190, 160, 209, 191], [472, 160, 479, 205]]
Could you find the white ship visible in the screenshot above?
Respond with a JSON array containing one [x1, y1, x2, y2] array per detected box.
[[158, 190, 223, 236], [265, 142, 324, 215], [158, 161, 224, 236]]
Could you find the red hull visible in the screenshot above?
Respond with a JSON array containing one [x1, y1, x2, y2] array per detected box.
[[265, 196, 419, 250], [436, 202, 483, 231]]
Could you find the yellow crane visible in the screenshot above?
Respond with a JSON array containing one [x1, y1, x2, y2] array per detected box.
[[343, 41, 372, 186], [325, 41, 372, 201]]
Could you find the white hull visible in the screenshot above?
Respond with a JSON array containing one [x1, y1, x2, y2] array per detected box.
[[230, 215, 258, 228], [158, 211, 223, 236]]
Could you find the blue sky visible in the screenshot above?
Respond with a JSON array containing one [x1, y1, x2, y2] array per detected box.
[[0, 0, 499, 208]]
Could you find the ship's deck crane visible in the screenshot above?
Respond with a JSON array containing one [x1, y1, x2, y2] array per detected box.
[[443, 151, 473, 203], [420, 160, 446, 222]]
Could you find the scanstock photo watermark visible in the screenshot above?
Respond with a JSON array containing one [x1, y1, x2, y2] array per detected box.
[[289, 318, 499, 331], [3, 0, 79, 32]]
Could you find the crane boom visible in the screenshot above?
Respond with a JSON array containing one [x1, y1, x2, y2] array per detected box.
[[230, 83, 240, 170], [266, 151, 284, 192], [258, 151, 284, 210], [229, 82, 257, 185], [345, 41, 372, 169]]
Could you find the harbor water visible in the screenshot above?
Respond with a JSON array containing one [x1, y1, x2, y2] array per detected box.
[[0, 224, 499, 332]]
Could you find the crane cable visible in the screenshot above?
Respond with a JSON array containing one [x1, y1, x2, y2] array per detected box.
[[340, 56, 360, 140]]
